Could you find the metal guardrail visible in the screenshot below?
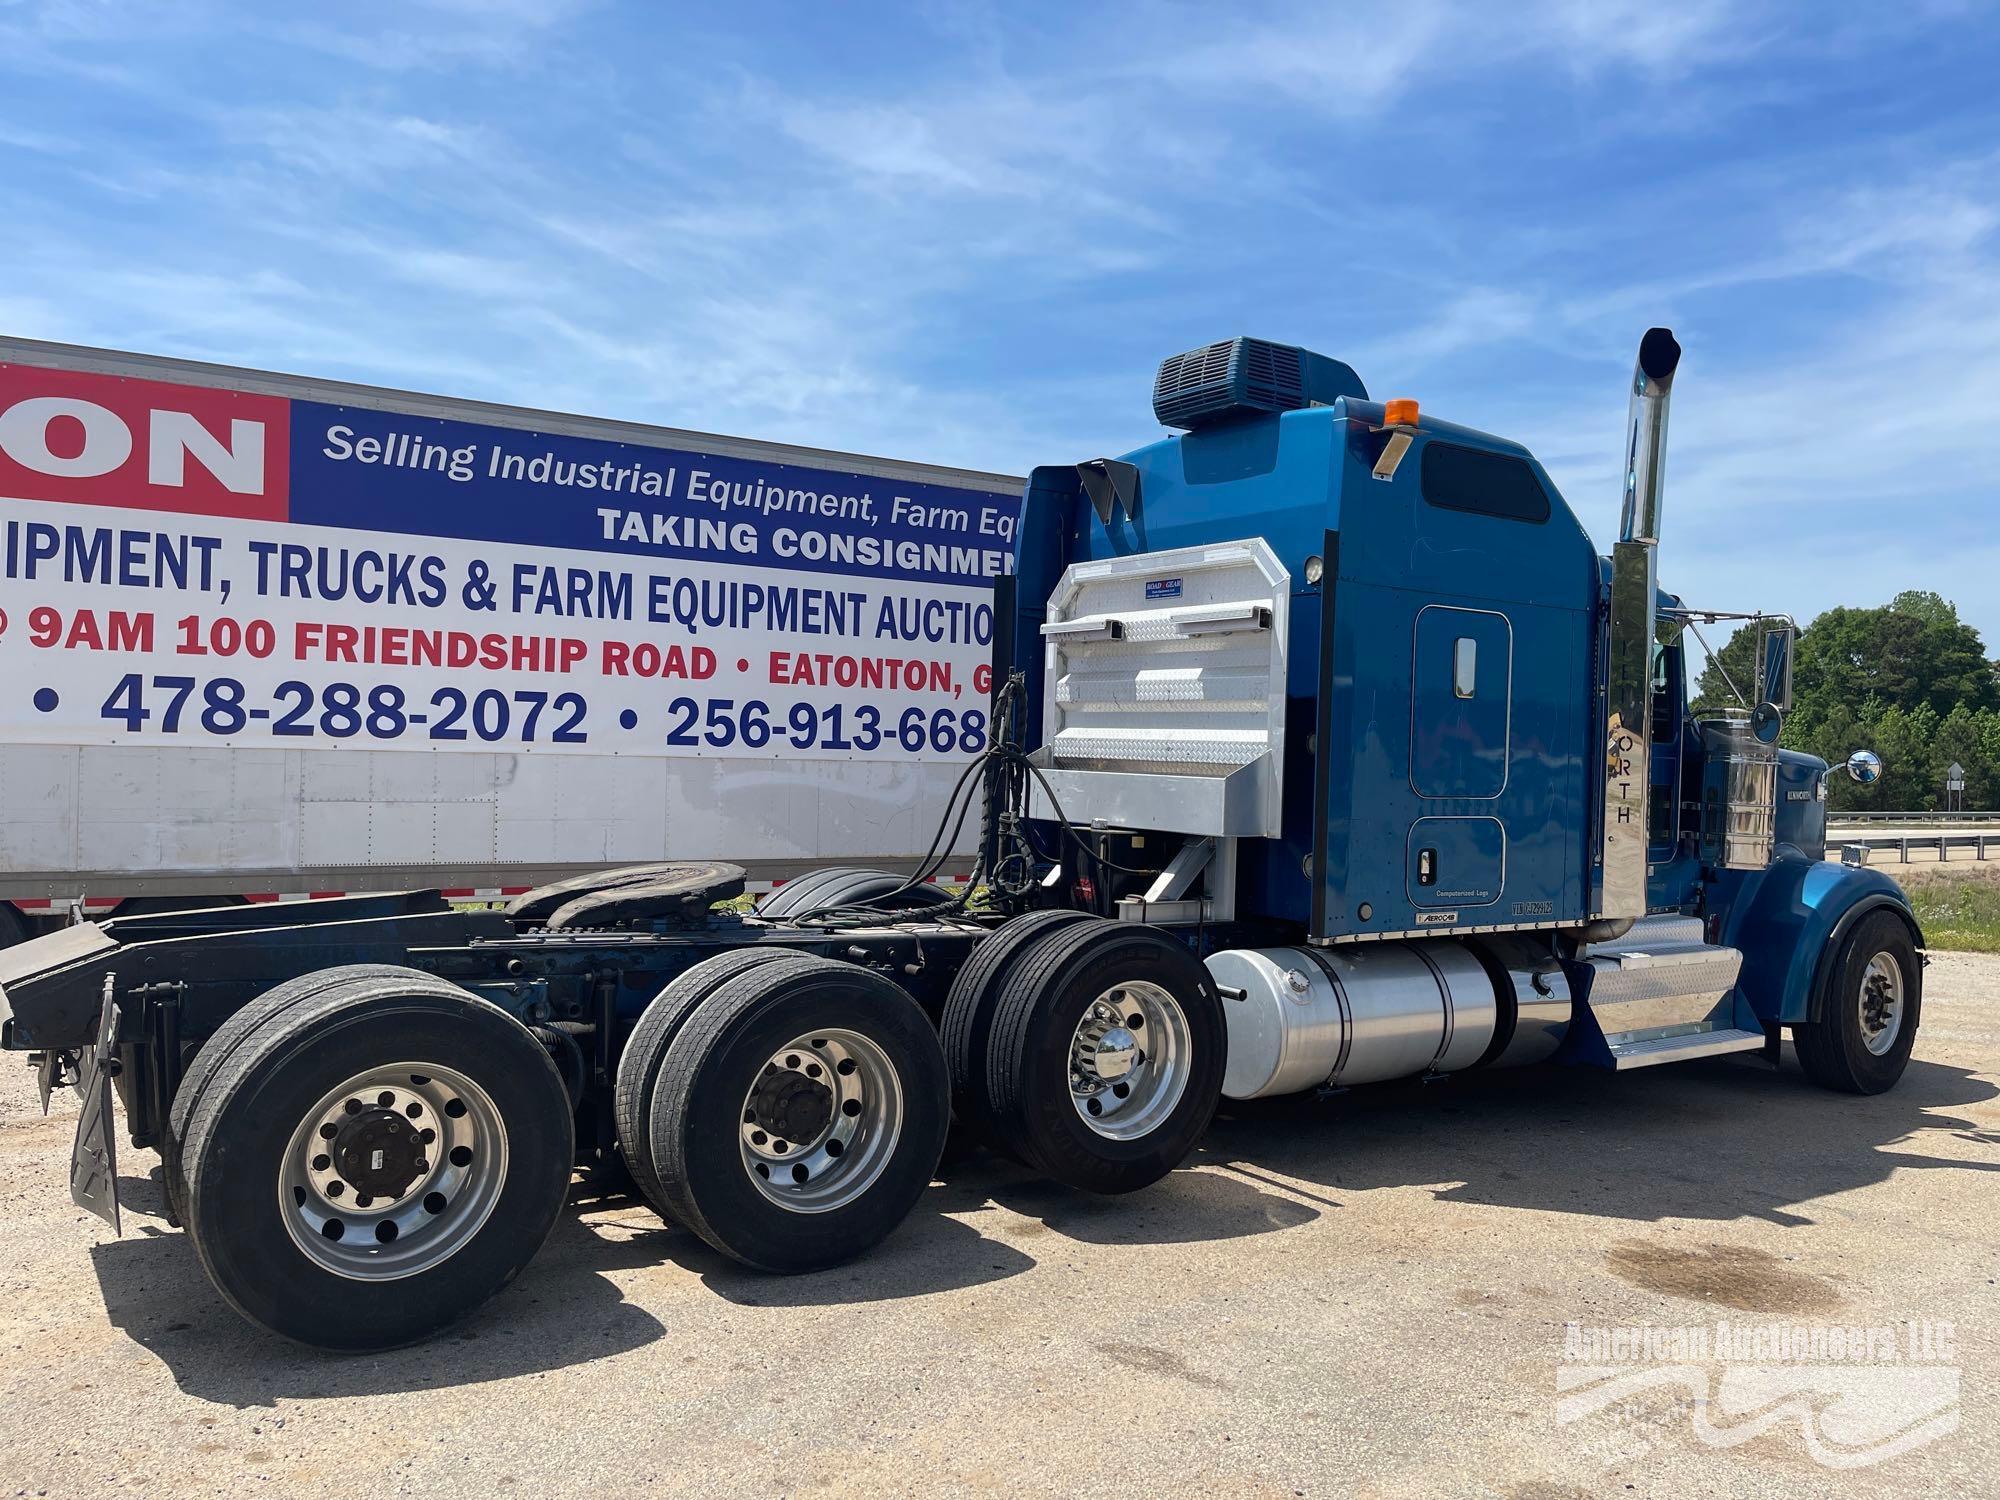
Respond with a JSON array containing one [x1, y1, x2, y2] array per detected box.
[[1840, 833, 1996, 867], [1828, 810, 2000, 825]]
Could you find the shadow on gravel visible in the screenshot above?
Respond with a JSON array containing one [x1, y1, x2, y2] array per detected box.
[[87, 1172, 1038, 1403], [961, 1147, 1322, 1244], [650, 1143, 1315, 1305], [88, 1199, 669, 1406], [649, 1180, 1040, 1307], [82, 1044, 1993, 1400], [1198, 1049, 2000, 1228]]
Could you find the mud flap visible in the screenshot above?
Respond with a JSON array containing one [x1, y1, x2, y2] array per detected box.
[[69, 977, 121, 1234]]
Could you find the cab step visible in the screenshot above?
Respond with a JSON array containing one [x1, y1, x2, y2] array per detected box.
[[1582, 914, 1744, 1042], [1608, 1026, 1767, 1070]]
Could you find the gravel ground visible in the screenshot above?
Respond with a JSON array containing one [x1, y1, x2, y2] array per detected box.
[[2, 955, 1997, 1498]]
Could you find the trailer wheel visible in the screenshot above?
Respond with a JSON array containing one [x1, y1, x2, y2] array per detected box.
[[1793, 910, 1922, 1095], [941, 908, 1094, 1139], [755, 867, 873, 918], [0, 903, 28, 951], [180, 975, 573, 1350], [165, 963, 462, 1225], [985, 920, 1224, 1194], [647, 957, 949, 1271], [757, 867, 953, 921], [505, 862, 745, 925], [614, 947, 801, 1214]]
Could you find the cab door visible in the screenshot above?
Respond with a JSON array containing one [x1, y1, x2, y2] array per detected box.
[[1407, 606, 1512, 908], [1410, 605, 1511, 799]]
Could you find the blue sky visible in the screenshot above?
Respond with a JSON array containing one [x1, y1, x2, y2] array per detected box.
[[3, 0, 1998, 653]]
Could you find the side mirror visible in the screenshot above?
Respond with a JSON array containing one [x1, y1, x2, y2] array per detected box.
[[1759, 622, 1795, 712], [1750, 703, 1782, 743], [1845, 749, 1883, 785]]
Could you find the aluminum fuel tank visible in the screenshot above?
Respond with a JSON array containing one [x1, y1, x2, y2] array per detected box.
[[1206, 941, 1502, 1100]]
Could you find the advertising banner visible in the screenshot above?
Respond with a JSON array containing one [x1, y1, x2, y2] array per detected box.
[[0, 362, 1021, 762]]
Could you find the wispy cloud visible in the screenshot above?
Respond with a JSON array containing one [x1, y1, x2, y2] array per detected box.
[[2, 0, 1996, 643]]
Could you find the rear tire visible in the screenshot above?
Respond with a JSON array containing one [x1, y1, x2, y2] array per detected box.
[[985, 920, 1224, 1194], [0, 903, 29, 951], [648, 958, 949, 1271], [166, 964, 461, 1224], [181, 975, 573, 1350], [942, 909, 1094, 1138], [614, 948, 803, 1215], [1793, 910, 1921, 1095]]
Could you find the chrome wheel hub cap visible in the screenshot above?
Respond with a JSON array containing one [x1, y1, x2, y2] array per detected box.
[[1068, 982, 1192, 1141], [1859, 953, 1905, 1056], [739, 1029, 903, 1213], [280, 1063, 507, 1281], [1091, 1026, 1139, 1081]]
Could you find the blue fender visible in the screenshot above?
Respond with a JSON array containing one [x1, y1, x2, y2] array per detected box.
[[1720, 850, 1923, 1027]]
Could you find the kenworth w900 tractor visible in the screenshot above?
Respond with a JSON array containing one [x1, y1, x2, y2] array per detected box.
[[0, 329, 1918, 1349]]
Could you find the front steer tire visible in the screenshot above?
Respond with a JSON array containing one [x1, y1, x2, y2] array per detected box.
[[647, 957, 949, 1272], [180, 975, 573, 1350], [1793, 909, 1922, 1095]]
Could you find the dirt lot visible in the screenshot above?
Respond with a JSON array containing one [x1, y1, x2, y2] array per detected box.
[[3, 957, 1997, 1498]]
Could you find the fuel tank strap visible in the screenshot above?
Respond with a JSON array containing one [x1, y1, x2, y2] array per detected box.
[[1295, 945, 1354, 1083], [1406, 942, 1457, 1070]]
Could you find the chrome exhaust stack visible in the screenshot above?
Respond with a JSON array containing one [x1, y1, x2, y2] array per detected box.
[[1618, 327, 1681, 546], [1595, 328, 1682, 930]]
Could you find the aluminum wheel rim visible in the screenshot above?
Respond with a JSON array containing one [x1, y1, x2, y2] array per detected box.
[[1069, 980, 1191, 1141], [739, 1029, 902, 1213], [1859, 953, 1905, 1056], [279, 1063, 508, 1281]]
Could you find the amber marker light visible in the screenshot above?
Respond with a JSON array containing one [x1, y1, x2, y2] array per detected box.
[[1383, 398, 1420, 427]]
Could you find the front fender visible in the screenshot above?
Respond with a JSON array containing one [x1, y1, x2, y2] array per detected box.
[[1721, 851, 1922, 1026]]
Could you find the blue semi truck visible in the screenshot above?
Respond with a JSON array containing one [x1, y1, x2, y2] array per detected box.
[[0, 329, 1918, 1349]]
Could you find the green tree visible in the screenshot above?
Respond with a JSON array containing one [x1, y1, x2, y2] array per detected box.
[[1979, 708, 2000, 785], [1688, 590, 1996, 809], [1869, 703, 1941, 809], [1690, 625, 1761, 716], [1933, 705, 1995, 809], [1799, 594, 1997, 721], [1800, 698, 1868, 810], [1887, 589, 1957, 628]]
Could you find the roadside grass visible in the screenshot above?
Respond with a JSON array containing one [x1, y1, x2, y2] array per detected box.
[[1888, 863, 2000, 954]]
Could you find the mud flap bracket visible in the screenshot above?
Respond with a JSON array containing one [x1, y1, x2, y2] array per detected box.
[[69, 975, 122, 1235]]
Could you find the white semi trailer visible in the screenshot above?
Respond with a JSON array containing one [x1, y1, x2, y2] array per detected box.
[[0, 338, 1022, 944]]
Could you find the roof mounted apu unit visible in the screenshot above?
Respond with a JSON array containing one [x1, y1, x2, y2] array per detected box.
[[1152, 337, 1368, 431]]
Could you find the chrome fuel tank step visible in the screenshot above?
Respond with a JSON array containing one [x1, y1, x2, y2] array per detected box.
[[1607, 1026, 1767, 1069], [1580, 914, 1745, 1054]]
